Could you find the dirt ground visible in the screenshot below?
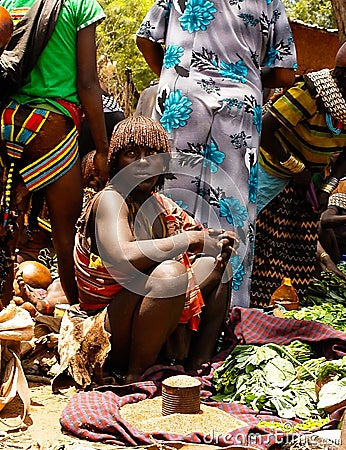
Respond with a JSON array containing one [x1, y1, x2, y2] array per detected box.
[[0, 383, 120, 449], [0, 384, 226, 450]]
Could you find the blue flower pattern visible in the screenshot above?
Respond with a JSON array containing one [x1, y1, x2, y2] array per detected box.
[[218, 59, 249, 83], [219, 197, 248, 227], [163, 45, 184, 68], [137, 0, 297, 305], [160, 90, 193, 133], [248, 163, 258, 203], [201, 140, 225, 173], [253, 104, 262, 133], [179, 0, 217, 33], [230, 255, 245, 291]]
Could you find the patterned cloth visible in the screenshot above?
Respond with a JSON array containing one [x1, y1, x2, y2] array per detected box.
[[0, 103, 79, 232], [259, 78, 346, 180], [251, 183, 319, 307], [136, 0, 297, 308], [254, 74, 346, 305], [59, 307, 346, 448]]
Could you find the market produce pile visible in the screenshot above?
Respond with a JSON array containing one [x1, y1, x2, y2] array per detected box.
[[280, 265, 346, 333], [304, 264, 346, 309], [212, 340, 346, 422], [211, 266, 346, 433]]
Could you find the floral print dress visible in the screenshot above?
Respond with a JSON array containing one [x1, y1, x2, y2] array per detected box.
[[136, 0, 297, 307]]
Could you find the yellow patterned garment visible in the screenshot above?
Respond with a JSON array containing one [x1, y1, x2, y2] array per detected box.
[[259, 80, 346, 179]]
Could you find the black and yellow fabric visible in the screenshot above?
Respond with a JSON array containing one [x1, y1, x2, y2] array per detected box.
[[259, 79, 346, 179], [250, 183, 319, 307]]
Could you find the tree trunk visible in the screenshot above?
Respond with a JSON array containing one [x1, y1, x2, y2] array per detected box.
[[331, 0, 346, 44]]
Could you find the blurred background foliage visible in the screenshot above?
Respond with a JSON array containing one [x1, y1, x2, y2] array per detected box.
[[283, 0, 336, 29]]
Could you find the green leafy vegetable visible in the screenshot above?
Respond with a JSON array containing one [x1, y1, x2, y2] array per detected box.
[[212, 342, 322, 419], [317, 379, 346, 410]]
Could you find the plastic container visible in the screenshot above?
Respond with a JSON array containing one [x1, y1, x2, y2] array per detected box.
[[269, 277, 299, 311]]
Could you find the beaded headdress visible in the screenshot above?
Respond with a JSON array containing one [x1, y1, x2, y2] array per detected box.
[[305, 68, 346, 125], [109, 115, 171, 156]]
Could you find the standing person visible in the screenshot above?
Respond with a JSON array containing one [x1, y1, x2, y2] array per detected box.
[[54, 115, 238, 389], [78, 81, 125, 160], [136, 0, 297, 308], [0, 0, 109, 306], [251, 43, 346, 306], [134, 79, 159, 117]]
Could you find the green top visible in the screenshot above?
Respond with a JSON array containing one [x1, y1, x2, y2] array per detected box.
[[1, 0, 105, 115]]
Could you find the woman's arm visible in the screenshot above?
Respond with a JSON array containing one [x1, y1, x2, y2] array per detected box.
[[93, 190, 234, 272], [136, 36, 164, 77], [318, 151, 346, 211], [260, 112, 288, 162], [77, 24, 109, 185], [320, 206, 346, 229], [261, 67, 296, 89]]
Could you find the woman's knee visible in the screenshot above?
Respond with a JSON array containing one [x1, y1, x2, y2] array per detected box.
[[192, 256, 219, 285], [146, 260, 187, 298]]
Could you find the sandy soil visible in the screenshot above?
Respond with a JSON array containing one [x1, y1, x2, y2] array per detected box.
[[0, 383, 118, 449], [0, 383, 228, 450]]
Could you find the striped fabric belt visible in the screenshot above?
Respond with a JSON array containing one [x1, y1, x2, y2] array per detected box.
[[20, 126, 78, 191], [0, 100, 79, 228], [1, 100, 79, 191]]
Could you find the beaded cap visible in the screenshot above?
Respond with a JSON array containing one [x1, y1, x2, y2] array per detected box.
[[109, 115, 171, 156], [305, 69, 346, 125]]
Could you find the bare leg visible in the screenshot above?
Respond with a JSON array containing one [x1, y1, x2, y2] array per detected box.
[[0, 189, 31, 306], [186, 257, 231, 371], [107, 260, 187, 383], [319, 228, 341, 265], [45, 159, 83, 305]]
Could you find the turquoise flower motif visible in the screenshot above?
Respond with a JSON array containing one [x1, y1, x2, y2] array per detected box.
[[163, 45, 184, 68], [230, 255, 245, 291], [175, 199, 189, 210], [248, 163, 258, 204], [160, 90, 192, 133], [218, 59, 248, 83], [179, 0, 217, 33], [201, 140, 225, 173], [264, 47, 279, 66], [253, 104, 262, 133], [219, 196, 248, 227]]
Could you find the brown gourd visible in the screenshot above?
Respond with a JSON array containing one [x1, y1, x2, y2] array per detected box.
[[15, 261, 52, 290]]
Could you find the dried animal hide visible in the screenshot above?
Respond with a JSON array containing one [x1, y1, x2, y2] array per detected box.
[[0, 304, 34, 426]]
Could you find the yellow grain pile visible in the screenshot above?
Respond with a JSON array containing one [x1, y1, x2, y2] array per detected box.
[[119, 397, 247, 435], [163, 375, 201, 387]]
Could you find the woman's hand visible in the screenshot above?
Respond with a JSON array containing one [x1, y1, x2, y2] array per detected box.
[[188, 229, 238, 262], [212, 230, 239, 267], [93, 151, 109, 189]]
